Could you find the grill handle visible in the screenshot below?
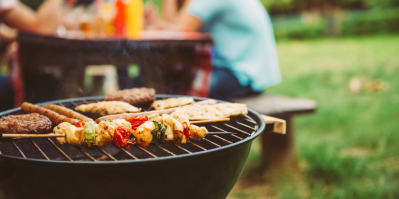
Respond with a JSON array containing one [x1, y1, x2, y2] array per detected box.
[[261, 115, 286, 134]]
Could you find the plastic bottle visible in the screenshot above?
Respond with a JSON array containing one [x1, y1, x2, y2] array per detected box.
[[125, 0, 143, 39], [113, 0, 126, 37]]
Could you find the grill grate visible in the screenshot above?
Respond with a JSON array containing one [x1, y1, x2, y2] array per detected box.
[[0, 96, 263, 162]]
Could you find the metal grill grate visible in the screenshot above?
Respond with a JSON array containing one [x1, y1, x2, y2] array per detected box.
[[0, 96, 264, 163]]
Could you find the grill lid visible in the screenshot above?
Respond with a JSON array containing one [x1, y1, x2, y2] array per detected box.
[[0, 95, 265, 164]]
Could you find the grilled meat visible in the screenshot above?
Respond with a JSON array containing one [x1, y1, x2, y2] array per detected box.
[[188, 125, 207, 141], [42, 104, 93, 122], [171, 103, 248, 120], [135, 121, 154, 148], [0, 113, 52, 134], [104, 87, 155, 106], [150, 97, 194, 110], [21, 102, 80, 125], [75, 101, 141, 116]]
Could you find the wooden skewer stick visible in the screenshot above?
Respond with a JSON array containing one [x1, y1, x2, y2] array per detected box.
[[1, 134, 65, 139], [190, 118, 230, 124]]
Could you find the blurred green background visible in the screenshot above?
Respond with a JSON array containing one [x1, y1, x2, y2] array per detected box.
[[19, 0, 399, 198]]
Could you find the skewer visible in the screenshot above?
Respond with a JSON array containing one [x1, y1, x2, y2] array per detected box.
[[1, 134, 65, 139], [190, 118, 230, 124], [0, 131, 234, 141]]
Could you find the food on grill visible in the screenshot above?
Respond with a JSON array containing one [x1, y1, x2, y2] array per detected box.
[[21, 102, 80, 125], [0, 113, 52, 134], [171, 103, 248, 120], [42, 104, 93, 122], [54, 114, 209, 148], [54, 122, 84, 146], [95, 99, 218, 123], [54, 119, 134, 148], [104, 87, 156, 106], [134, 121, 155, 147], [150, 97, 195, 110], [75, 101, 141, 116]]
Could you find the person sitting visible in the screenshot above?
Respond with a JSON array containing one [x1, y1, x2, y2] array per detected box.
[[146, 0, 282, 101], [0, 0, 67, 111]]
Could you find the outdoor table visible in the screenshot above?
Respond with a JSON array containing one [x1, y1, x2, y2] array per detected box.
[[17, 31, 213, 102]]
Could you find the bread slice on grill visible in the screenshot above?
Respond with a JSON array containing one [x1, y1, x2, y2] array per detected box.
[[104, 87, 156, 106]]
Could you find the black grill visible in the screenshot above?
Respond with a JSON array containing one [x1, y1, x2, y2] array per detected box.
[[0, 95, 264, 163]]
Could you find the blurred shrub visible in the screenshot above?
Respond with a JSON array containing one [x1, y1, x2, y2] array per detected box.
[[342, 8, 399, 36], [273, 7, 399, 40]]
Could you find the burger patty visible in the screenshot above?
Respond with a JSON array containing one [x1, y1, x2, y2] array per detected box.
[[104, 87, 156, 106], [0, 113, 52, 134]]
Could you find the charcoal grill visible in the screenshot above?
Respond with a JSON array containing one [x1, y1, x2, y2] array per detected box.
[[0, 95, 266, 199]]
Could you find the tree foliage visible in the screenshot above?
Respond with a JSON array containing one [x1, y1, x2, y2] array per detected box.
[[261, 0, 399, 15]]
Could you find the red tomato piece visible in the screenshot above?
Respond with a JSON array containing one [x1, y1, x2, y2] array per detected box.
[[127, 116, 147, 130], [76, 121, 85, 128]]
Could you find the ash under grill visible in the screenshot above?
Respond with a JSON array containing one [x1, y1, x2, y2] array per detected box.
[[0, 96, 263, 163]]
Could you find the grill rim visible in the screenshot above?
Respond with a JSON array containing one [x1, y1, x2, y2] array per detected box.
[[0, 95, 265, 166]]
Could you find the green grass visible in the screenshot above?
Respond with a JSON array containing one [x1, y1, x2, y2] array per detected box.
[[228, 35, 399, 199]]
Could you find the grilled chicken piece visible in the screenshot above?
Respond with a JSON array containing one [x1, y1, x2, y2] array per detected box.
[[95, 121, 114, 147], [66, 125, 84, 146], [53, 122, 84, 146], [146, 113, 163, 123], [171, 114, 190, 126], [163, 117, 187, 144], [135, 121, 154, 148], [171, 103, 248, 120], [75, 101, 141, 116], [53, 122, 70, 145], [188, 125, 207, 140], [112, 119, 132, 129], [150, 97, 194, 110]]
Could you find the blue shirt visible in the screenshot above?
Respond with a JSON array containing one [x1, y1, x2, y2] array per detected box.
[[188, 0, 282, 91]]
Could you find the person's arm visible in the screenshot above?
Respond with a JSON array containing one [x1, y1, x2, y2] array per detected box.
[[0, 0, 63, 35], [178, 12, 203, 32]]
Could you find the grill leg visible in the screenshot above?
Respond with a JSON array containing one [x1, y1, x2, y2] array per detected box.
[[260, 114, 294, 171]]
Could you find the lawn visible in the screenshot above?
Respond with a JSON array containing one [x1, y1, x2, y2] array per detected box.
[[228, 35, 399, 199]]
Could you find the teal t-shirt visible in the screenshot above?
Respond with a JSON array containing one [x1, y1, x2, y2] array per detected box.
[[188, 0, 282, 92]]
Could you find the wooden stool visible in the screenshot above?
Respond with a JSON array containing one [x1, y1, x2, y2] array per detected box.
[[233, 95, 317, 170]]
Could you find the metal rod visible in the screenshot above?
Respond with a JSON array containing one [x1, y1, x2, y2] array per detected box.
[[211, 135, 233, 144], [116, 146, 138, 160], [203, 138, 221, 148], [243, 115, 257, 125], [171, 143, 192, 154], [220, 123, 251, 136], [11, 141, 26, 158], [210, 125, 243, 140], [137, 146, 157, 158], [154, 144, 176, 156], [29, 139, 50, 160], [207, 132, 236, 135], [188, 141, 207, 151], [97, 147, 117, 161], [233, 121, 256, 131], [2, 134, 65, 138], [47, 138, 73, 162], [76, 146, 97, 161]]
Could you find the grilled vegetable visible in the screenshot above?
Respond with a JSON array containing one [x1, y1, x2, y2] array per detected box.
[[114, 126, 135, 149], [159, 124, 166, 144], [182, 122, 189, 140], [76, 121, 85, 128], [152, 121, 161, 143], [127, 116, 147, 130], [84, 122, 96, 147]]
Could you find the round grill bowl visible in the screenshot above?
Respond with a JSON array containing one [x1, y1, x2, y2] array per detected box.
[[0, 95, 265, 199]]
